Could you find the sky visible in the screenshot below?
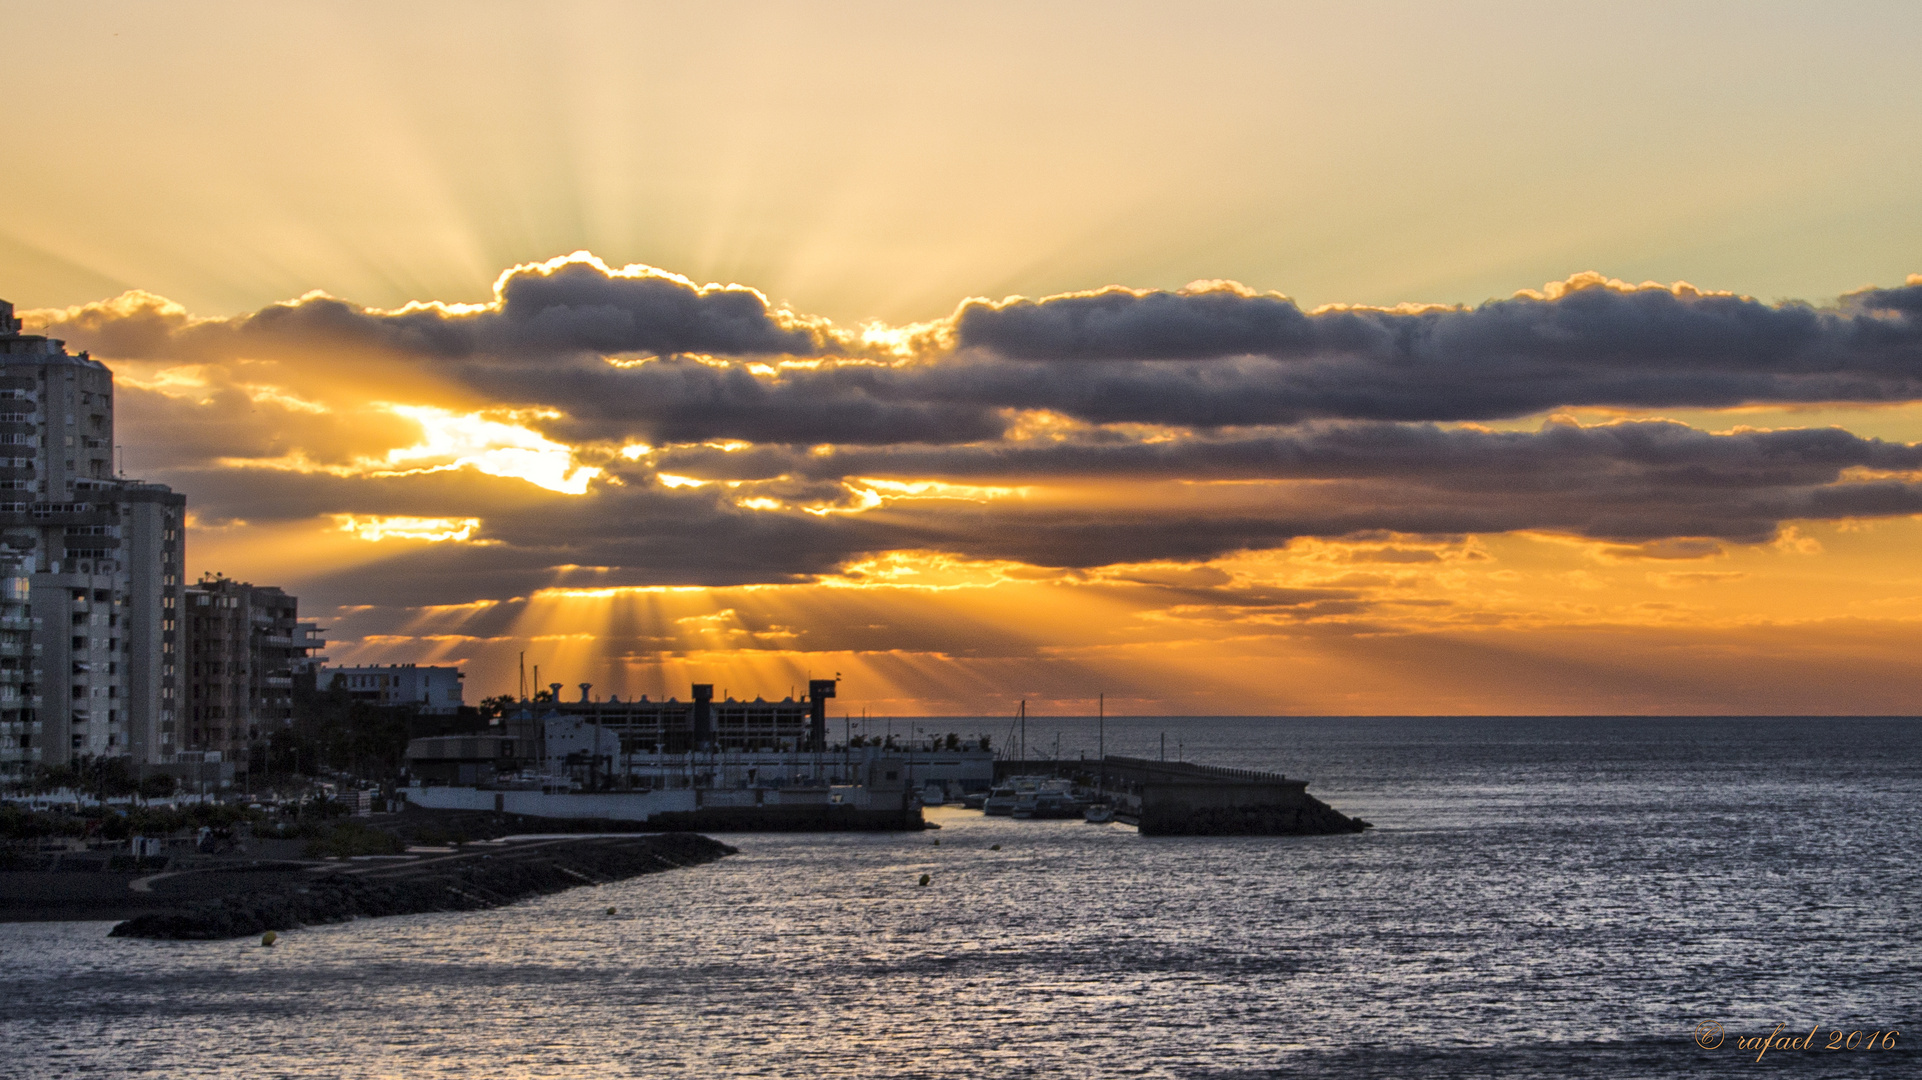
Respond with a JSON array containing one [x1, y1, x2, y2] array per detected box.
[[6, 1, 1922, 715]]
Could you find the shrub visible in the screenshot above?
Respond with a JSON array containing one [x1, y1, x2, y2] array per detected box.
[[300, 820, 405, 858]]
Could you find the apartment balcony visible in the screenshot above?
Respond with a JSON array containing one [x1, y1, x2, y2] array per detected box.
[[0, 506, 114, 527], [0, 615, 34, 630]]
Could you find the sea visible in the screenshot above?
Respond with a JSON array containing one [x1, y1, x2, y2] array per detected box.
[[2, 715, 1917, 1079]]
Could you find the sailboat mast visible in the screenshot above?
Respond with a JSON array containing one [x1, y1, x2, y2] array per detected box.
[[1097, 692, 1104, 793]]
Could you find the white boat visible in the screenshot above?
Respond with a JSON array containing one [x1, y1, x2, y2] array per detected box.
[[982, 784, 1022, 816], [982, 774, 1049, 816], [1083, 804, 1115, 824]]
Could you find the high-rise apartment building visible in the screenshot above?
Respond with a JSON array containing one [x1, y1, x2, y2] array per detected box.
[[0, 555, 39, 779], [183, 576, 326, 768], [0, 300, 187, 770]]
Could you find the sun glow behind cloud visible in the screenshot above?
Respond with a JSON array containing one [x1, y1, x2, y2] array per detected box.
[[308, 522, 1922, 716], [333, 514, 483, 543], [382, 405, 600, 494]]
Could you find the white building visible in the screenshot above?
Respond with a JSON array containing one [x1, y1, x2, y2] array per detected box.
[[322, 663, 464, 714]]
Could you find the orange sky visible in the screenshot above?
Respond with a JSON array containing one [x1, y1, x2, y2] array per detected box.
[[6, 5, 1922, 714]]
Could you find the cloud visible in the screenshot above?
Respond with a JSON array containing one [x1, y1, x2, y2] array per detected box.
[[42, 253, 836, 364], [22, 259, 1922, 602], [952, 281, 1320, 361], [749, 416, 1922, 488], [163, 416, 1922, 605], [943, 273, 1922, 424], [35, 268, 1922, 449]]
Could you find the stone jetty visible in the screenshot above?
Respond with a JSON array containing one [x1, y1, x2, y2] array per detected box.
[[108, 833, 734, 940]]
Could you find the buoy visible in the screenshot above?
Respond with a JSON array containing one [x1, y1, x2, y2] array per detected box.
[[606, 907, 617, 915], [918, 873, 931, 887], [990, 844, 1001, 851], [932, 839, 940, 846], [260, 931, 277, 947]]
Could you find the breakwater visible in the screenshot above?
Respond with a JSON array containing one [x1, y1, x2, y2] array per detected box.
[[108, 833, 734, 941], [1000, 756, 1371, 835]]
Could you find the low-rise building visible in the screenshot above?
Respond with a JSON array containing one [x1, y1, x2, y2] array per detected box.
[[322, 663, 464, 714]]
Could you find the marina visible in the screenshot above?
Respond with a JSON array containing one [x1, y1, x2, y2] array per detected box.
[[400, 683, 1369, 836]]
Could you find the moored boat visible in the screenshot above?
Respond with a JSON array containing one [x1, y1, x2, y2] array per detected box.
[[982, 784, 1022, 816]]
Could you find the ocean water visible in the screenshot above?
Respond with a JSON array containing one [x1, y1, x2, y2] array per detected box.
[[3, 716, 1918, 1079]]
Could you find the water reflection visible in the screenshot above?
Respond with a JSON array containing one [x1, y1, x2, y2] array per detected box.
[[3, 718, 1917, 1078]]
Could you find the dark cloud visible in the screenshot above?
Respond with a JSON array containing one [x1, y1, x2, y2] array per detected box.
[[953, 286, 1319, 360], [663, 418, 1922, 491], [48, 256, 834, 365], [140, 418, 1922, 603], [938, 276, 1922, 425], [957, 275, 1921, 367], [478, 357, 1005, 446], [43, 269, 1922, 444]]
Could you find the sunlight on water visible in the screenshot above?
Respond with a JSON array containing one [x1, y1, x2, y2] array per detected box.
[[3, 718, 1917, 1078]]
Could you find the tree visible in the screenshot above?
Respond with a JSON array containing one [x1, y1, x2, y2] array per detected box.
[[478, 694, 518, 720], [137, 773, 177, 800]]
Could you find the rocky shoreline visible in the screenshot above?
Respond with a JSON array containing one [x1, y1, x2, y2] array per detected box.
[[108, 833, 735, 940]]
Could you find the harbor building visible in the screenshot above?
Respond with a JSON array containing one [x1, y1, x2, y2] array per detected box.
[[0, 300, 188, 770], [321, 663, 464, 714], [525, 677, 839, 754], [183, 576, 328, 771], [404, 680, 995, 822]]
